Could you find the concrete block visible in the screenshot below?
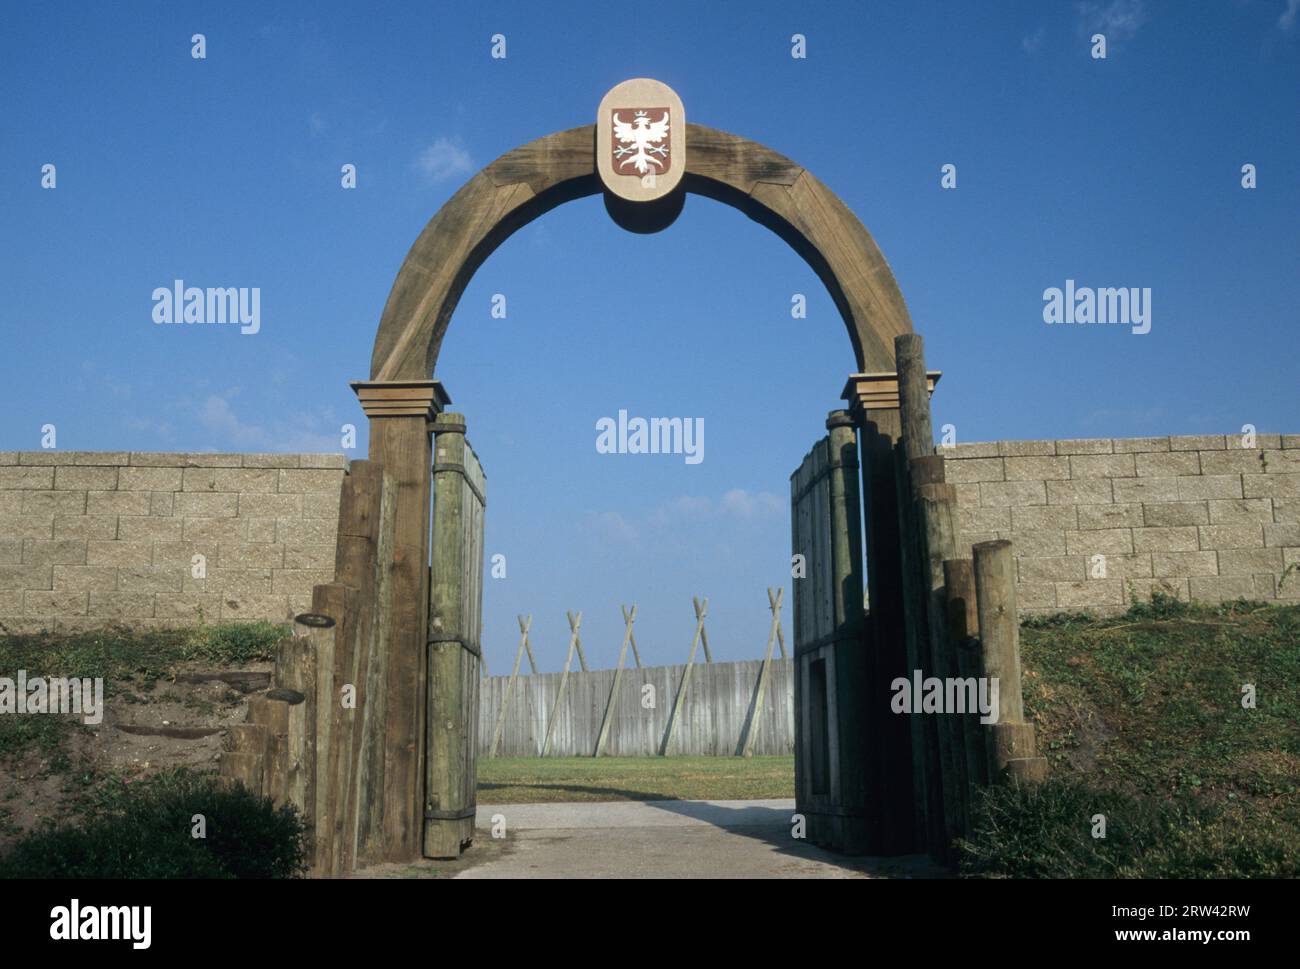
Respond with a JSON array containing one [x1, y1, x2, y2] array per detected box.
[[237, 493, 302, 518], [959, 506, 1011, 532], [1065, 528, 1133, 555], [0, 565, 53, 590], [1135, 452, 1200, 477], [1112, 437, 1170, 453], [218, 594, 292, 622], [0, 541, 22, 565], [117, 467, 184, 491], [1132, 527, 1200, 553], [1004, 456, 1069, 481], [1151, 551, 1219, 577], [283, 545, 337, 569], [1012, 505, 1077, 531], [1016, 582, 1057, 608], [278, 469, 345, 494], [118, 565, 184, 594], [1274, 499, 1300, 523], [940, 442, 999, 458], [128, 452, 187, 467], [22, 539, 88, 567], [53, 516, 118, 541], [1069, 454, 1136, 478], [1055, 580, 1123, 608], [52, 565, 118, 592], [88, 591, 155, 618], [1243, 474, 1300, 498], [1055, 439, 1114, 455], [1198, 524, 1263, 550], [1125, 578, 1189, 603], [154, 592, 221, 621], [24, 590, 88, 616], [1018, 556, 1085, 582], [1199, 450, 1268, 475], [1143, 502, 1209, 527], [53, 466, 118, 491], [86, 491, 151, 516], [1007, 529, 1066, 557], [182, 518, 248, 544], [299, 453, 350, 469], [1113, 478, 1177, 504], [175, 492, 239, 518], [276, 518, 339, 545], [1078, 503, 1143, 529], [246, 518, 278, 542], [1188, 575, 1256, 603], [1263, 522, 1300, 547], [0, 467, 54, 490], [1216, 548, 1282, 575], [1048, 479, 1114, 505], [17, 451, 72, 465], [116, 517, 183, 543], [1170, 435, 1226, 451], [1090, 553, 1152, 579], [86, 541, 153, 567], [242, 453, 300, 468], [272, 569, 335, 596], [997, 440, 1057, 456], [1207, 498, 1272, 524], [218, 544, 285, 569], [22, 491, 88, 515], [0, 514, 55, 540], [1177, 475, 1243, 500], [1227, 434, 1282, 451]]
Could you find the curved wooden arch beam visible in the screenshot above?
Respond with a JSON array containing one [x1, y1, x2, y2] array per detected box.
[[370, 123, 914, 382]]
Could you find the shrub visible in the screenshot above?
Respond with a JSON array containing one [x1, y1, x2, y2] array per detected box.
[[0, 769, 305, 879]]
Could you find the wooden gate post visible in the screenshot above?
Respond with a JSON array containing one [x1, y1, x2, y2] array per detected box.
[[425, 412, 485, 858], [351, 379, 449, 862]]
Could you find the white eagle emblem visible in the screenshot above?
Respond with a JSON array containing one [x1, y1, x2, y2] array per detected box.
[[612, 109, 671, 176]]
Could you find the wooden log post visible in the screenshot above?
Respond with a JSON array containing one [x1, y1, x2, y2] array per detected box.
[[277, 627, 318, 857], [542, 612, 582, 757], [943, 558, 990, 795], [972, 540, 1049, 785], [739, 588, 784, 758], [222, 724, 267, 797], [425, 413, 484, 859], [895, 333, 947, 858], [661, 597, 709, 757], [247, 695, 291, 807], [594, 606, 637, 757], [351, 379, 448, 863], [307, 581, 357, 877], [913, 472, 969, 854], [488, 615, 531, 759]]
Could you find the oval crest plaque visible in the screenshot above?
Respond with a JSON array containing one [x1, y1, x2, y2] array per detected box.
[[596, 78, 686, 202]]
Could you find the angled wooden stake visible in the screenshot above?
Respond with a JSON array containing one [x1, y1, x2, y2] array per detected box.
[[624, 604, 643, 668], [661, 597, 708, 756], [594, 605, 636, 757], [697, 595, 713, 663], [541, 611, 581, 756], [568, 609, 589, 672], [488, 615, 531, 758], [740, 588, 784, 757]]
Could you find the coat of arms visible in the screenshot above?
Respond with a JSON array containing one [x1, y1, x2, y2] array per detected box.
[[611, 109, 671, 177]]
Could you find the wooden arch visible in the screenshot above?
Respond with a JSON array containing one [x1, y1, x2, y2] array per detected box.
[[369, 123, 915, 380]]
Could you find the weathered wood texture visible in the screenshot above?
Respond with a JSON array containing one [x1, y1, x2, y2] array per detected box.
[[480, 658, 795, 758], [424, 416, 484, 858], [790, 412, 871, 853], [370, 125, 913, 382], [972, 540, 1049, 786], [855, 405, 916, 853]]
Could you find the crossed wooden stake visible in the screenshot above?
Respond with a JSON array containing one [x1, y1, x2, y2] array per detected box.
[[488, 615, 538, 758], [738, 587, 785, 757], [541, 611, 586, 756], [593, 604, 641, 757], [660, 596, 712, 756]]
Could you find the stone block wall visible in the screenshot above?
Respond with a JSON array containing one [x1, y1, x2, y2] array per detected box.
[[939, 434, 1300, 615], [0, 452, 346, 634]]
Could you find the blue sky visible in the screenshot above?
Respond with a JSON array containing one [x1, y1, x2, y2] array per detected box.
[[2, 1, 1296, 673]]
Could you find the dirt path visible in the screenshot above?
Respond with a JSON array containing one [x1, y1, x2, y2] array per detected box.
[[454, 799, 945, 879]]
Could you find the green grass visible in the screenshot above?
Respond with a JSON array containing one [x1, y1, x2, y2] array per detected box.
[[959, 595, 1300, 877], [0, 622, 289, 763], [478, 755, 795, 802]]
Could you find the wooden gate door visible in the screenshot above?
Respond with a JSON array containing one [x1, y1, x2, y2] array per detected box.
[[424, 413, 486, 858], [789, 410, 870, 853]]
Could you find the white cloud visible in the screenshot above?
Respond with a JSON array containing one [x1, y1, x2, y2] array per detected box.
[[1075, 0, 1147, 43], [414, 137, 473, 184], [719, 489, 784, 520], [1281, 0, 1299, 31], [197, 394, 340, 452]]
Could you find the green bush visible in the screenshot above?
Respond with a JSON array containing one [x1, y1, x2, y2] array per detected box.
[[958, 777, 1300, 879], [0, 769, 305, 879]]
